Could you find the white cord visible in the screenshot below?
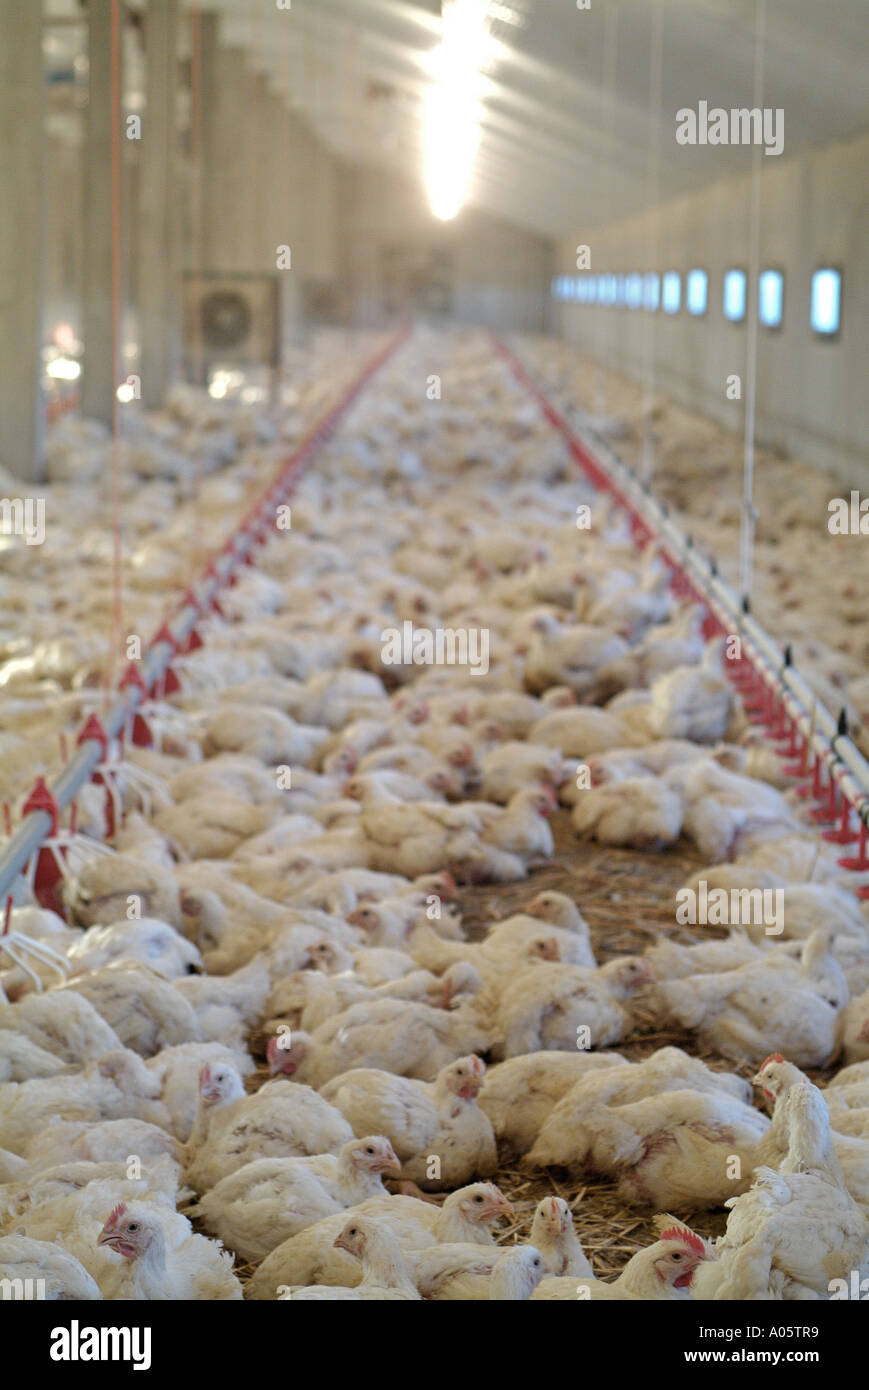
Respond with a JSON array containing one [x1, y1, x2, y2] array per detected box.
[[739, 0, 768, 602]]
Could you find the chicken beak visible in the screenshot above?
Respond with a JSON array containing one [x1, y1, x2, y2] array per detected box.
[[487, 1195, 515, 1221]]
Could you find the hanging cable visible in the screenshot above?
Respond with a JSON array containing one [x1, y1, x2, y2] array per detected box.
[[188, 2, 205, 587], [640, 0, 663, 485], [597, 1, 619, 419], [107, 0, 123, 703], [739, 0, 768, 602]]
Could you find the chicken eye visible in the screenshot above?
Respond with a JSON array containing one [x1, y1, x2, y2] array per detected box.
[[366, 1147, 375, 1154], [128, 1223, 139, 1232], [672, 1253, 683, 1261], [474, 1195, 483, 1203]]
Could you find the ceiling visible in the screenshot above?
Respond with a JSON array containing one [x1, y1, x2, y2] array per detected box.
[[44, 0, 869, 242]]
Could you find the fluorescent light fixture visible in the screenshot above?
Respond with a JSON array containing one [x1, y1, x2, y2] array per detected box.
[[811, 268, 841, 336], [587, 276, 598, 305], [45, 357, 81, 381], [723, 269, 747, 322], [626, 273, 643, 309], [662, 271, 681, 314], [686, 268, 708, 316], [614, 274, 625, 306], [423, 0, 493, 221], [758, 269, 784, 328], [644, 273, 660, 311], [577, 277, 588, 304]]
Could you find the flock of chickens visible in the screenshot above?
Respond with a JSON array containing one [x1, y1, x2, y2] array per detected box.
[[1, 328, 869, 1301], [520, 334, 869, 755]]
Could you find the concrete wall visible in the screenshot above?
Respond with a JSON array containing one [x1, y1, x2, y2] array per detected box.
[[337, 163, 554, 333], [554, 129, 869, 485]]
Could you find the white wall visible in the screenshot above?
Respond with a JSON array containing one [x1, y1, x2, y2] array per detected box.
[[555, 129, 869, 485], [337, 163, 554, 333]]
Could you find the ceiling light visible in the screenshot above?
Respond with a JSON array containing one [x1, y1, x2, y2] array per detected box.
[[423, 0, 493, 222]]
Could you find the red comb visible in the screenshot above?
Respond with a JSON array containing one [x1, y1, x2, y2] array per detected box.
[[659, 1224, 706, 1258], [106, 1202, 127, 1228], [759, 1053, 785, 1069]]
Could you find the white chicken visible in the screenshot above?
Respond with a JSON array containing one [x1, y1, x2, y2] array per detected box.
[[191, 1135, 401, 1261], [247, 1181, 514, 1297], [322, 1054, 496, 1189], [477, 1050, 630, 1156], [278, 1217, 421, 1300], [272, 997, 489, 1087], [95, 1201, 242, 1299], [657, 928, 847, 1067], [58, 964, 203, 1057], [532, 1224, 710, 1300], [571, 775, 684, 851], [530, 1196, 593, 1277], [0, 1234, 102, 1299], [0, 991, 122, 1064], [183, 1062, 353, 1191], [693, 1080, 869, 1300], [492, 956, 652, 1058]]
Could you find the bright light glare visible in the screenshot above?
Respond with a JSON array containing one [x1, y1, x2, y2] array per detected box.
[[116, 383, 135, 403], [46, 357, 81, 381], [208, 368, 244, 400], [424, 0, 493, 221], [758, 269, 784, 327], [723, 269, 747, 322], [662, 271, 681, 313], [811, 268, 841, 335], [686, 269, 708, 316]]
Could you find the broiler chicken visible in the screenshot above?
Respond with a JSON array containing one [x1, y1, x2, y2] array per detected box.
[[0, 1234, 102, 1299], [321, 1055, 496, 1189], [183, 1061, 353, 1191], [247, 1181, 514, 1296], [95, 1202, 242, 1299], [477, 1050, 629, 1155], [693, 1080, 869, 1299], [492, 956, 652, 1058], [532, 1224, 710, 1300], [273, 996, 489, 1087], [278, 1217, 420, 1300], [657, 928, 847, 1067], [191, 1135, 401, 1261]]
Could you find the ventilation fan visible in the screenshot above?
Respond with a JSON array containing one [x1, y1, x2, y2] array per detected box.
[[183, 273, 280, 381]]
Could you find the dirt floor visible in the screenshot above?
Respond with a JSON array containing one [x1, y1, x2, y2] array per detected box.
[[218, 810, 797, 1289]]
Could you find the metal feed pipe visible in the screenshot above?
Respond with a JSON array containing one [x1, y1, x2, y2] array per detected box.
[[491, 333, 869, 847], [0, 325, 409, 908]]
